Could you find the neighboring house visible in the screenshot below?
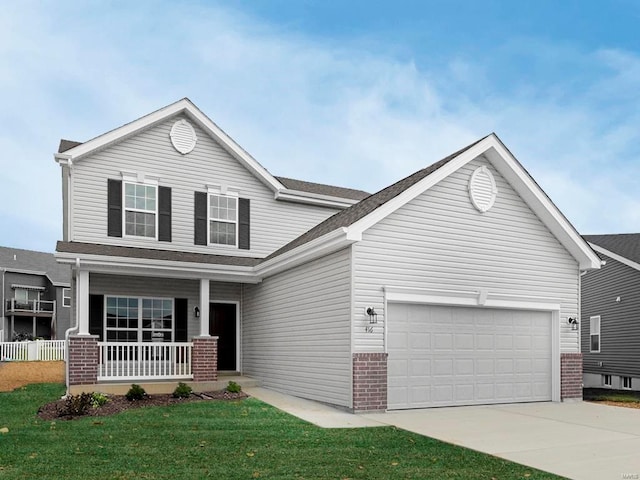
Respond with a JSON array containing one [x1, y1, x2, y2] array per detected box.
[[582, 234, 640, 391], [55, 98, 600, 410], [0, 247, 71, 341]]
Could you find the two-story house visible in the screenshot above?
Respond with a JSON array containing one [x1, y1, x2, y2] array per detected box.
[[1, 246, 71, 341], [55, 98, 600, 411], [581, 233, 640, 391]]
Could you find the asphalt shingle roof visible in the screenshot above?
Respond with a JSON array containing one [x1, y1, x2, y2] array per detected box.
[[583, 234, 640, 264], [0, 246, 71, 285], [275, 176, 370, 201]]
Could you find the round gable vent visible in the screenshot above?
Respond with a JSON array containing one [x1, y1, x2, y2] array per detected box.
[[468, 166, 498, 213], [170, 119, 197, 154]]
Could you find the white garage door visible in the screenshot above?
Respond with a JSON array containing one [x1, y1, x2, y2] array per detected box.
[[388, 303, 552, 409]]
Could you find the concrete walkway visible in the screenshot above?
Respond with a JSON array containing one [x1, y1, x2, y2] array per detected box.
[[245, 386, 640, 480]]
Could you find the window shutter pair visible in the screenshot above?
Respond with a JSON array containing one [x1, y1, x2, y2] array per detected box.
[[107, 179, 171, 241], [194, 192, 250, 250]]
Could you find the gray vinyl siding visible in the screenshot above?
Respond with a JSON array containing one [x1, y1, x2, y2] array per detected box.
[[353, 156, 580, 353], [70, 116, 339, 257], [89, 274, 240, 338], [242, 248, 352, 407], [581, 252, 640, 378]]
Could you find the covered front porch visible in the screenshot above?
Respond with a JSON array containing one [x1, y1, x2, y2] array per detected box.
[[67, 269, 252, 393]]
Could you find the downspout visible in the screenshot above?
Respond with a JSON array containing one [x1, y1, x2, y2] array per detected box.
[[64, 258, 81, 395]]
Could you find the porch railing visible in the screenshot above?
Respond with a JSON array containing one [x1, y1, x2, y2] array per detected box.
[[0, 340, 66, 361], [5, 299, 55, 315], [97, 342, 193, 381]]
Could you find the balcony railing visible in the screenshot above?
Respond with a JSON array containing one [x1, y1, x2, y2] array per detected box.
[[97, 342, 193, 381], [5, 299, 55, 315]]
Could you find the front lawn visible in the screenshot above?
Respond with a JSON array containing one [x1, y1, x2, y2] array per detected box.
[[0, 384, 564, 479]]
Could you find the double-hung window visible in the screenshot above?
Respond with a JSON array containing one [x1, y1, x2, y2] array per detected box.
[[124, 182, 157, 238], [62, 288, 71, 307], [590, 315, 601, 353], [209, 194, 237, 246]]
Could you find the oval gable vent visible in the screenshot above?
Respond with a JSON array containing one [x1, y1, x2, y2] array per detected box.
[[170, 119, 197, 154], [468, 166, 498, 213]]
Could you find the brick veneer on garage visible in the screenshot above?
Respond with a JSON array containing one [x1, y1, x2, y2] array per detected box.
[[68, 335, 99, 386], [561, 352, 583, 400], [192, 336, 218, 382], [353, 352, 388, 411]]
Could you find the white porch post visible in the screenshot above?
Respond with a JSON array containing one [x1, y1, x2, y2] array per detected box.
[[77, 270, 90, 335], [199, 278, 210, 337]]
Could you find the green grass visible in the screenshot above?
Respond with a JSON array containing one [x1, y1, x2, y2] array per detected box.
[[0, 384, 564, 480], [584, 388, 640, 403]]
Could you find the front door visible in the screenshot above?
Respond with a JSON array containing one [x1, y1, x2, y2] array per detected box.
[[209, 303, 237, 371]]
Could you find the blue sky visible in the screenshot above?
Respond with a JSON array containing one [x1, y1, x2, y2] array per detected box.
[[2, 0, 640, 252]]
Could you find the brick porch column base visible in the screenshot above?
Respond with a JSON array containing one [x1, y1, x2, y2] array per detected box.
[[192, 336, 218, 382], [353, 352, 388, 412], [561, 352, 583, 400], [68, 335, 99, 386]]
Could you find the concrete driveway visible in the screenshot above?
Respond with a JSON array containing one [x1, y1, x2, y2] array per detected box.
[[362, 402, 640, 480]]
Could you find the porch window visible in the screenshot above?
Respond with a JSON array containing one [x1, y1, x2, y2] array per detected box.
[[105, 296, 173, 342], [209, 194, 237, 246], [124, 182, 157, 238]]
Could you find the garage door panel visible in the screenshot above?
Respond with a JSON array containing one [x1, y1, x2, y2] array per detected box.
[[388, 304, 552, 409]]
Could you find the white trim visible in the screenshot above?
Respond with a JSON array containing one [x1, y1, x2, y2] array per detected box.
[[77, 270, 90, 335], [275, 189, 361, 209], [199, 279, 210, 337], [385, 286, 562, 403], [256, 228, 360, 278], [589, 243, 640, 272]]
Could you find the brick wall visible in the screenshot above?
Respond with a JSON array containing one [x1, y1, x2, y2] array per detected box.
[[192, 336, 218, 382], [561, 352, 583, 400], [68, 335, 99, 386], [353, 352, 388, 411]]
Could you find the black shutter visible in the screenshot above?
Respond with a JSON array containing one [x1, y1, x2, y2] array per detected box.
[[175, 298, 188, 342], [239, 198, 250, 250], [89, 294, 104, 341], [194, 191, 207, 245], [107, 179, 122, 237], [158, 186, 172, 242]]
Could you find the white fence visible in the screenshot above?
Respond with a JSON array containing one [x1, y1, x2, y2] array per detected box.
[[0, 340, 66, 361], [97, 342, 193, 381]]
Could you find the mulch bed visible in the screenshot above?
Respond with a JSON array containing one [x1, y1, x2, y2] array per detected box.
[[37, 390, 249, 421]]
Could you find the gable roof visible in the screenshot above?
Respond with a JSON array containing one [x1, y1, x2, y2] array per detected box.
[[0, 246, 71, 286], [584, 234, 640, 271], [54, 98, 362, 208]]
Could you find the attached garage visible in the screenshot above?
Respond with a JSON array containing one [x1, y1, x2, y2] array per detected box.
[[387, 303, 553, 409]]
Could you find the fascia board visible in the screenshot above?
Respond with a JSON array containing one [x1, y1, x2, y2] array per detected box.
[[347, 137, 496, 235], [485, 140, 601, 271], [2, 268, 48, 276], [589, 243, 640, 273], [275, 189, 360, 209], [256, 227, 359, 278], [54, 252, 259, 282], [57, 98, 284, 193]]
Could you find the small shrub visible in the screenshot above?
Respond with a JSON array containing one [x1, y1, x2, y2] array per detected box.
[[125, 384, 147, 401], [173, 382, 193, 398], [226, 381, 242, 393], [11, 332, 34, 342], [57, 393, 93, 416], [91, 392, 109, 408]]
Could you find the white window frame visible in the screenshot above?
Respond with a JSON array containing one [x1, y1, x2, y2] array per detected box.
[[207, 189, 239, 247], [62, 288, 71, 308], [603, 374, 612, 387], [622, 376, 632, 390], [104, 296, 174, 342], [122, 176, 159, 240], [590, 315, 601, 353]]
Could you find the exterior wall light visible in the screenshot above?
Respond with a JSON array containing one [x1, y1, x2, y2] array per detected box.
[[366, 307, 378, 324], [567, 317, 578, 331], [194, 306, 200, 318]]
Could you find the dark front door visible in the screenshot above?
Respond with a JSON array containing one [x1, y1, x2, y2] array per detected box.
[[209, 303, 237, 371]]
